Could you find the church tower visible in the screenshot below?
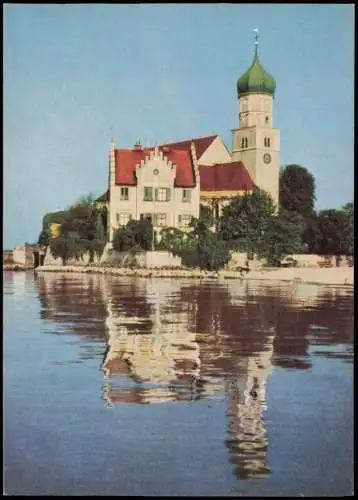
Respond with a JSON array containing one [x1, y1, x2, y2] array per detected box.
[[232, 31, 280, 206]]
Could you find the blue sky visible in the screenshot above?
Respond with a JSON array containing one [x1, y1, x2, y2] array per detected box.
[[4, 4, 354, 248]]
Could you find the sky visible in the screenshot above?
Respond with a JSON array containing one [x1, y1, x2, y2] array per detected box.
[[4, 4, 354, 248]]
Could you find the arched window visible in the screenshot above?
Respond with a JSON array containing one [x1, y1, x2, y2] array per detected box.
[[241, 137, 248, 149], [264, 137, 271, 148], [265, 116, 269, 125]]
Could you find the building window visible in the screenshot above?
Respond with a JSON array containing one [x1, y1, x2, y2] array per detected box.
[[140, 213, 167, 227], [265, 116, 269, 125], [178, 214, 193, 227], [241, 137, 248, 149], [120, 187, 129, 200], [116, 213, 131, 226], [155, 187, 171, 202], [182, 189, 191, 203], [264, 137, 271, 147], [144, 187, 153, 201], [141, 213, 153, 224], [156, 213, 167, 227]]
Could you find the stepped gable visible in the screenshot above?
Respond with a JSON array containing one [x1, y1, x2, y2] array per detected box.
[[114, 142, 203, 187]]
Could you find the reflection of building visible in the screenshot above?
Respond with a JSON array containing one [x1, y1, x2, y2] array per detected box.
[[101, 278, 205, 404], [34, 272, 353, 482], [225, 334, 274, 480]]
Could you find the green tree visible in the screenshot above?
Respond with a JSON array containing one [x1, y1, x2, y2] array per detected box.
[[68, 192, 96, 209], [112, 219, 153, 253], [189, 217, 230, 270], [316, 207, 353, 256], [93, 212, 106, 259], [49, 231, 81, 265], [157, 227, 186, 254], [279, 164, 316, 218], [302, 211, 323, 254], [38, 227, 51, 249], [199, 204, 214, 227], [261, 210, 305, 266], [342, 202, 354, 255], [219, 188, 276, 256]]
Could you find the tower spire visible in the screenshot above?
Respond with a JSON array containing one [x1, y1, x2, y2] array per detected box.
[[253, 28, 259, 58]]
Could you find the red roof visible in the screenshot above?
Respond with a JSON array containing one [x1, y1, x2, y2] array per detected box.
[[161, 135, 218, 159], [199, 162, 255, 192], [114, 147, 196, 187]]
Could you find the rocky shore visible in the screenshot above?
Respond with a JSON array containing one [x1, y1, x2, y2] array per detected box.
[[34, 264, 354, 286]]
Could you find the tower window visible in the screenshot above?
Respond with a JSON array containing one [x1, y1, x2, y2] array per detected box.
[[241, 137, 248, 149], [264, 137, 271, 148], [265, 116, 269, 125]]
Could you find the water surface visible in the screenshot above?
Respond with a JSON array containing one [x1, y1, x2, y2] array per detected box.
[[4, 271, 354, 496]]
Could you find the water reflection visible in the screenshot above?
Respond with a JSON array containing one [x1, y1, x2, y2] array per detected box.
[[33, 272, 353, 481]]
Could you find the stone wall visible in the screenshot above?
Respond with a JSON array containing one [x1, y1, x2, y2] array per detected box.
[[227, 252, 266, 270], [102, 249, 182, 268], [43, 250, 101, 267]]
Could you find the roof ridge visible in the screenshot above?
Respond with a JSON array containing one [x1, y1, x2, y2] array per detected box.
[[162, 134, 218, 145]]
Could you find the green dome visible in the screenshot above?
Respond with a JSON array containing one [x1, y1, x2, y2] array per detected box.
[[237, 46, 276, 98]]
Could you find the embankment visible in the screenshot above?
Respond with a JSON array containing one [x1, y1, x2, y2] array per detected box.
[[34, 265, 354, 286]]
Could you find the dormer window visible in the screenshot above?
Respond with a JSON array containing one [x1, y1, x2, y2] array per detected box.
[[241, 137, 248, 149], [264, 137, 271, 147]]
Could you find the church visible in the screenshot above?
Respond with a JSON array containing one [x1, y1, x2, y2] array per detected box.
[[96, 35, 280, 243]]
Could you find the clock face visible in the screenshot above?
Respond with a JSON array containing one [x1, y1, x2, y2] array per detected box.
[[263, 153, 271, 164]]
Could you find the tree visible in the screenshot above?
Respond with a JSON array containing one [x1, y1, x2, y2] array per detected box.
[[189, 217, 230, 271], [316, 207, 353, 256], [112, 219, 153, 253], [219, 188, 276, 256], [68, 192, 96, 209], [157, 227, 186, 254], [92, 212, 106, 259], [279, 164, 316, 219], [199, 204, 214, 227], [261, 210, 305, 266], [302, 211, 323, 254], [38, 227, 51, 250], [342, 202, 354, 255], [49, 231, 81, 265]]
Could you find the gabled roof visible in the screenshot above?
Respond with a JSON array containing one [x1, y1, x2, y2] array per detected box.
[[199, 161, 256, 192], [161, 135, 219, 159], [114, 147, 196, 187], [95, 190, 109, 203]]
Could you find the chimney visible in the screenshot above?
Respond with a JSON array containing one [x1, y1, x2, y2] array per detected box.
[[133, 140, 142, 151]]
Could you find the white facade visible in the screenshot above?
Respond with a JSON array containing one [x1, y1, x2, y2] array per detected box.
[[232, 93, 280, 206], [108, 143, 200, 242]]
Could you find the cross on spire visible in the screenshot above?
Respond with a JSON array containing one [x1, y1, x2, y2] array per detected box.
[[253, 28, 259, 57]]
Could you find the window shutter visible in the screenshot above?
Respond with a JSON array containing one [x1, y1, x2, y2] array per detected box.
[[166, 188, 171, 201], [155, 188, 159, 201]]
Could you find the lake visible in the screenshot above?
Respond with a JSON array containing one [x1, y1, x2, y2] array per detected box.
[[3, 270, 354, 496]]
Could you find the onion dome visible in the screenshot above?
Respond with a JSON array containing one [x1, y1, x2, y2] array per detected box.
[[237, 36, 276, 98]]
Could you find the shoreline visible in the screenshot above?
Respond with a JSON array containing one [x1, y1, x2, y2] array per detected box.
[[3, 264, 34, 271], [33, 264, 354, 287]]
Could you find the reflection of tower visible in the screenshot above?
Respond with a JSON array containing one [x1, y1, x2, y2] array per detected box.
[[225, 333, 274, 480], [101, 278, 202, 404]]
